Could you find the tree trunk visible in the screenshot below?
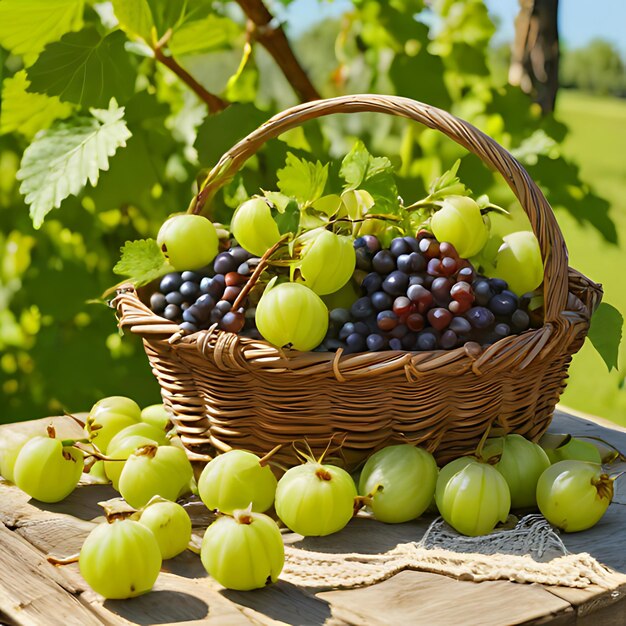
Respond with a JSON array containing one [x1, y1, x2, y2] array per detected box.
[[509, 0, 560, 114]]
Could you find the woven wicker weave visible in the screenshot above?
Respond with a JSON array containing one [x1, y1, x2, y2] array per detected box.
[[114, 94, 602, 470]]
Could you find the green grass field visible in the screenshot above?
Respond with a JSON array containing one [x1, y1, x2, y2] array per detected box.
[[552, 91, 626, 424]]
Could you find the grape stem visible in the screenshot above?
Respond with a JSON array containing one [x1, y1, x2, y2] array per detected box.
[[71, 442, 124, 462], [258, 444, 282, 468], [231, 235, 290, 311], [47, 553, 80, 566], [473, 426, 494, 460]]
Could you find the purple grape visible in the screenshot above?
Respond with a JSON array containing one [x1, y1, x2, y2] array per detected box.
[[220, 311, 245, 333], [390, 237, 412, 258], [163, 304, 181, 321], [181, 271, 201, 283], [494, 323, 511, 337], [408, 275, 425, 286], [165, 291, 184, 306], [229, 246, 250, 264], [372, 250, 396, 274], [382, 271, 409, 296], [416, 331, 438, 351], [402, 236, 420, 253], [377, 310, 398, 331], [215, 300, 232, 315], [160, 273, 183, 294], [237, 262, 251, 276], [339, 323, 356, 340], [366, 334, 387, 351], [180, 322, 198, 334], [440, 330, 458, 350], [150, 292, 166, 314], [355, 247, 373, 271], [401, 332, 417, 350], [466, 306, 495, 329], [511, 309, 530, 331], [180, 281, 200, 300], [390, 324, 408, 339], [355, 321, 371, 335], [330, 308, 351, 326], [449, 316, 472, 335], [389, 338, 403, 350], [489, 293, 518, 316], [351, 297, 374, 319], [346, 333, 366, 353], [473, 279, 493, 306], [362, 273, 383, 295], [489, 278, 508, 294], [206, 274, 226, 299], [371, 291, 393, 311], [431, 277, 452, 306], [213, 252, 239, 275]]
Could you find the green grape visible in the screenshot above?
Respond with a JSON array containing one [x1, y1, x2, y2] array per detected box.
[[104, 435, 161, 490], [546, 437, 602, 465], [14, 436, 83, 503], [108, 423, 169, 450], [359, 445, 438, 523], [118, 444, 193, 508], [157, 214, 219, 270], [139, 501, 191, 559], [493, 231, 543, 296], [230, 197, 281, 257], [481, 434, 550, 509], [198, 450, 277, 514], [435, 458, 510, 536], [79, 519, 162, 599], [296, 229, 356, 295], [536, 461, 613, 532], [141, 404, 171, 430], [90, 396, 141, 420], [275, 462, 357, 536], [255, 281, 328, 351], [322, 279, 360, 310], [201, 510, 284, 590], [430, 196, 489, 258], [0, 431, 30, 483]]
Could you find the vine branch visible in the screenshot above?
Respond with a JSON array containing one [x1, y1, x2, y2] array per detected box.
[[234, 0, 322, 102], [153, 29, 229, 113]]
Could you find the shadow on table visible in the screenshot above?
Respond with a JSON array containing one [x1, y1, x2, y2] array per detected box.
[[105, 590, 209, 624], [28, 484, 119, 521], [285, 515, 435, 555], [222, 581, 332, 626]]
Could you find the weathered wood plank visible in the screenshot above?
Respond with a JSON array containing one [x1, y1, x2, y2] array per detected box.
[[318, 570, 573, 626], [0, 523, 103, 626]]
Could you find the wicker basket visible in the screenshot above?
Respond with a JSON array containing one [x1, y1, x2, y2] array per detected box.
[[114, 94, 602, 470]]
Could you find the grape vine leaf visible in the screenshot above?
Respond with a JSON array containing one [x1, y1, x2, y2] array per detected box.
[[340, 141, 399, 215], [0, 71, 74, 139], [277, 153, 328, 207], [27, 29, 137, 108], [111, 0, 154, 42], [273, 199, 300, 235], [17, 99, 132, 229], [169, 15, 241, 56], [0, 0, 84, 62], [113, 239, 172, 286], [587, 302, 622, 371]]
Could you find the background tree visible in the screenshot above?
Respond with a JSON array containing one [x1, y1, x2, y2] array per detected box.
[[509, 0, 560, 114], [0, 0, 620, 422]]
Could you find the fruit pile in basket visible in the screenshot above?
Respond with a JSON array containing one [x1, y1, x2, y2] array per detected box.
[[118, 143, 545, 354], [0, 395, 621, 599]]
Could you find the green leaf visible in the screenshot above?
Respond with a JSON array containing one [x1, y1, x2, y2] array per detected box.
[[273, 200, 300, 236], [113, 239, 172, 286], [587, 302, 622, 371], [169, 15, 241, 56], [0, 0, 84, 61], [0, 71, 73, 139], [27, 29, 137, 108], [340, 141, 399, 215], [111, 0, 154, 42], [17, 99, 132, 229], [277, 153, 328, 207]]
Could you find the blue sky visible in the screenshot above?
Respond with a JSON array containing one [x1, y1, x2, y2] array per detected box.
[[282, 0, 626, 53]]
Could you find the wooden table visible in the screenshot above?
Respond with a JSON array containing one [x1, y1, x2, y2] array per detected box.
[[1, 409, 625, 626]]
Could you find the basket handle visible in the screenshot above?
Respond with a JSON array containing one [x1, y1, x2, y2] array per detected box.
[[190, 94, 568, 324]]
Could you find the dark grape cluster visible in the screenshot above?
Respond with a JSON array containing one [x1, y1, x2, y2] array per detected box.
[[320, 233, 534, 353], [148, 246, 258, 334]]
